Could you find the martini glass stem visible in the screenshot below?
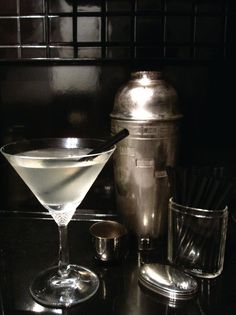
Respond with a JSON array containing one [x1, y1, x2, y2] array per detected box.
[[58, 224, 70, 277]]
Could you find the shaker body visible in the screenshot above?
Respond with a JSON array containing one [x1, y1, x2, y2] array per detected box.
[[111, 119, 181, 249]]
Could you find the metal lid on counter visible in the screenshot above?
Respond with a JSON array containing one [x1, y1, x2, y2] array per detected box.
[[138, 263, 198, 300]]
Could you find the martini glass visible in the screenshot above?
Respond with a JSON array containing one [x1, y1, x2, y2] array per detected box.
[[0, 137, 116, 308]]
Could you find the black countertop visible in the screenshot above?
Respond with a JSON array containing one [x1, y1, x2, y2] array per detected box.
[[0, 210, 236, 315]]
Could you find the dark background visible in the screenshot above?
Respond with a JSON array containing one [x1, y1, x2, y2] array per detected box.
[[0, 0, 236, 212]]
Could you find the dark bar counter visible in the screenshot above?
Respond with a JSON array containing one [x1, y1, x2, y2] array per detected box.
[[0, 209, 236, 315]]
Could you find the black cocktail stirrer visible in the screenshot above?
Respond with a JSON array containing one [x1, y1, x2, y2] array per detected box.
[[85, 128, 129, 156]]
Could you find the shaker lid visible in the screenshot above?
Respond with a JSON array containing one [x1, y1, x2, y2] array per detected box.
[[139, 263, 198, 300], [110, 71, 183, 121]]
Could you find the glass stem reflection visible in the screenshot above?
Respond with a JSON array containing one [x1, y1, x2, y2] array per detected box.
[[58, 224, 70, 277]]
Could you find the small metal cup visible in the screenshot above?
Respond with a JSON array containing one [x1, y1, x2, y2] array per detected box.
[[89, 220, 128, 262]]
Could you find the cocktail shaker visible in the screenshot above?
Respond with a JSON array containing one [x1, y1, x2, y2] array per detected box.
[[110, 71, 182, 249]]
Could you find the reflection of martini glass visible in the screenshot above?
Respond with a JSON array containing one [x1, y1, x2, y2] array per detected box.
[[1, 138, 116, 308]]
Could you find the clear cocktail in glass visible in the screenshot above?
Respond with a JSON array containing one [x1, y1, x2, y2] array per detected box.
[[0, 138, 116, 308]]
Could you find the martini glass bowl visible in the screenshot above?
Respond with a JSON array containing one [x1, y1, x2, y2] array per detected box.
[[0, 138, 116, 308]]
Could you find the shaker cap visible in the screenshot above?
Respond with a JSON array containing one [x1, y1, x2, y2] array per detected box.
[[139, 263, 198, 300], [111, 71, 182, 121]]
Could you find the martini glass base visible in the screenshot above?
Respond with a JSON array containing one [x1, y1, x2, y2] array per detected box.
[[30, 264, 99, 308]]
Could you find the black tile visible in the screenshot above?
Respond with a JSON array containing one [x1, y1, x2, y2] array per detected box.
[[228, 0, 236, 13], [195, 46, 223, 59], [226, 44, 236, 60], [135, 46, 164, 58], [165, 46, 191, 58], [136, 16, 163, 44], [20, 18, 45, 44], [227, 15, 236, 46], [136, 0, 162, 10], [21, 47, 46, 58], [166, 16, 192, 43], [78, 1, 101, 12], [77, 47, 101, 58], [49, 17, 73, 43], [48, 0, 73, 13], [107, 17, 131, 42], [166, 0, 194, 12], [106, 47, 130, 59], [106, 0, 131, 11], [195, 17, 223, 43], [0, 0, 17, 14], [0, 18, 18, 44], [20, 0, 45, 14], [77, 17, 101, 42], [50, 46, 74, 58], [0, 48, 18, 59], [197, 1, 224, 13]]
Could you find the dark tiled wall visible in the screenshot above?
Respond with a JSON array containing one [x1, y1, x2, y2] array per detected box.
[[0, 0, 234, 60]]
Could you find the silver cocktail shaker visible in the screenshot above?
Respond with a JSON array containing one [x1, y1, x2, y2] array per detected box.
[[110, 71, 182, 250]]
